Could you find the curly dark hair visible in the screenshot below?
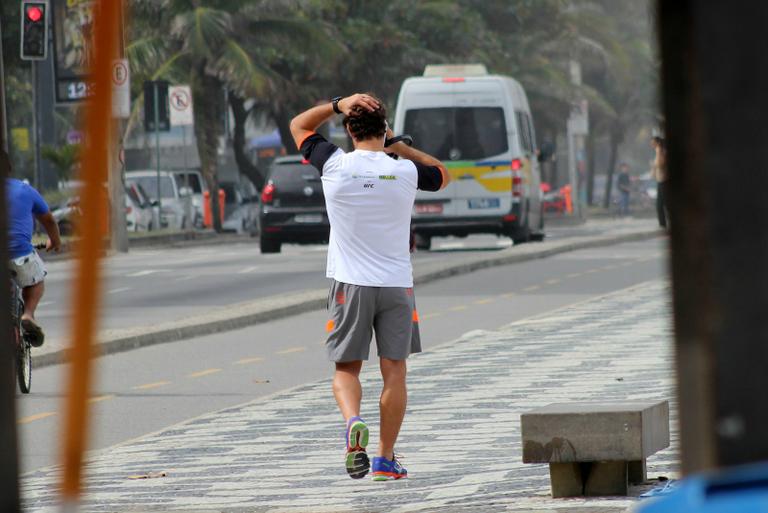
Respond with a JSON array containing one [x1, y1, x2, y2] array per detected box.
[[342, 95, 387, 141]]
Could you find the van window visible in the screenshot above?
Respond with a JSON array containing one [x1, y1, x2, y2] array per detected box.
[[129, 176, 175, 200], [174, 173, 203, 193], [404, 107, 508, 161], [525, 113, 537, 150], [516, 111, 531, 153]]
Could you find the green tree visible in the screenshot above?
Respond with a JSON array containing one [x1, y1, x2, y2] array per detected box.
[[41, 144, 80, 182]]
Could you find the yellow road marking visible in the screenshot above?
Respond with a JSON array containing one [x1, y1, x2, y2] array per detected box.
[[18, 411, 57, 424], [133, 381, 171, 390], [234, 357, 265, 365], [88, 394, 115, 404], [449, 305, 468, 312], [276, 347, 306, 355], [420, 312, 443, 320], [473, 298, 494, 305], [523, 285, 541, 292], [188, 368, 222, 378], [545, 279, 561, 285]]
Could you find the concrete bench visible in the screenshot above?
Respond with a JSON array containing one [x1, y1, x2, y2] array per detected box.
[[521, 400, 670, 497]]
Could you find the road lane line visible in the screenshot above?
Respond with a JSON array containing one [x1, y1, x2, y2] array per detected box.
[[523, 285, 541, 292], [276, 347, 306, 355], [567, 273, 583, 279], [501, 293, 516, 299], [88, 394, 115, 404], [126, 269, 168, 277], [449, 305, 468, 312], [473, 298, 494, 305], [18, 412, 57, 424], [133, 381, 171, 390], [234, 357, 265, 365], [420, 312, 443, 320], [188, 368, 222, 378], [38, 301, 53, 307], [108, 287, 132, 294], [545, 279, 561, 285], [585, 269, 599, 274], [237, 266, 260, 274], [174, 275, 197, 282]]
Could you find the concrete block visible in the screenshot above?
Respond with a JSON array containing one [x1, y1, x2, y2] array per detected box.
[[521, 400, 670, 463], [549, 463, 585, 498], [584, 461, 628, 496], [628, 459, 647, 484]]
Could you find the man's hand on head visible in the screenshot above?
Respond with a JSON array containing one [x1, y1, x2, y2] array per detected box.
[[338, 94, 380, 116]]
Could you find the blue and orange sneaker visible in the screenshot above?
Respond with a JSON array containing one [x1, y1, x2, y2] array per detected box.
[[345, 416, 369, 479], [371, 454, 407, 481]]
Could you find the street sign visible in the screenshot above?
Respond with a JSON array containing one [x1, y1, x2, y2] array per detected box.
[[111, 59, 130, 118], [169, 85, 194, 126], [143, 81, 170, 132]]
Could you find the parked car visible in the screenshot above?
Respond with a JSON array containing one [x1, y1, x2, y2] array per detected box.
[[125, 170, 194, 230], [171, 170, 208, 228], [258, 156, 329, 253], [393, 63, 546, 249], [220, 177, 259, 235], [125, 182, 155, 232]]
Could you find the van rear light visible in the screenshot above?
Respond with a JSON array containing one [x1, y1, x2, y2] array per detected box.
[[503, 214, 517, 222], [261, 183, 276, 204], [511, 158, 522, 170], [511, 159, 523, 197], [442, 77, 465, 83]]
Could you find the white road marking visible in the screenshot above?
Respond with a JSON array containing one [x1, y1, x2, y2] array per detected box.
[[174, 275, 197, 282], [38, 301, 53, 307], [126, 269, 168, 277], [108, 287, 132, 295], [237, 266, 260, 274]]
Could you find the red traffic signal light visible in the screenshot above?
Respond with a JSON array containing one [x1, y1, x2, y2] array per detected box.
[[20, 1, 48, 60], [26, 6, 43, 22]]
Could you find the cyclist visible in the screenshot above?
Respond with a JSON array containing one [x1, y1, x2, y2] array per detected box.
[[3, 150, 61, 346]]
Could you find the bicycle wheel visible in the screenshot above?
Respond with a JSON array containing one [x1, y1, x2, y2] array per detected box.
[[16, 323, 31, 394]]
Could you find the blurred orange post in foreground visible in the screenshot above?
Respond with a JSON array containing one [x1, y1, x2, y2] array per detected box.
[[60, 0, 121, 507]]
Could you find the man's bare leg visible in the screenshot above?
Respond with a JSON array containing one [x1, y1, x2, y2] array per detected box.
[[21, 281, 44, 320], [333, 360, 363, 421], [378, 358, 407, 459]]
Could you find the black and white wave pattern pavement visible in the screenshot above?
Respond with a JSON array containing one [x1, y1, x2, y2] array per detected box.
[[23, 280, 678, 513]]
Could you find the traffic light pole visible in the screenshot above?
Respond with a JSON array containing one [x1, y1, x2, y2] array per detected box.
[[154, 81, 162, 215], [0, 11, 23, 513]]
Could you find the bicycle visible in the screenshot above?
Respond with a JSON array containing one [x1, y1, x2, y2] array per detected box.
[[9, 242, 47, 394]]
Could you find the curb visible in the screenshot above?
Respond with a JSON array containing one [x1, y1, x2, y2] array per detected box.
[[32, 227, 663, 369]]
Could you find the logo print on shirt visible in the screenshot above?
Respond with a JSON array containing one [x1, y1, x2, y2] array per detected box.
[[363, 183, 374, 189]]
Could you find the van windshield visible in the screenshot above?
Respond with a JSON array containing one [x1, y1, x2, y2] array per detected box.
[[128, 176, 175, 200], [403, 107, 508, 161]]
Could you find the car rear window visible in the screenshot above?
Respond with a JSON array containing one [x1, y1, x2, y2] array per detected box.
[[129, 176, 175, 199], [174, 173, 203, 193], [403, 107, 508, 161], [269, 163, 321, 184]]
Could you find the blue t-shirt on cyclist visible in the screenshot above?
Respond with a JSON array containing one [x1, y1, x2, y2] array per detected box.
[[6, 178, 49, 259]]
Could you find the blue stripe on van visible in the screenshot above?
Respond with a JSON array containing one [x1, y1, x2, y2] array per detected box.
[[475, 160, 510, 167]]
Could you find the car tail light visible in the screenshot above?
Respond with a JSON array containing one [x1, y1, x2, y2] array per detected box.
[[261, 183, 275, 204], [512, 159, 523, 197], [442, 77, 465, 83], [301, 158, 310, 165]]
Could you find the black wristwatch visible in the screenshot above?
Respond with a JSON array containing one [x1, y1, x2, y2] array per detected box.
[[331, 96, 343, 115]]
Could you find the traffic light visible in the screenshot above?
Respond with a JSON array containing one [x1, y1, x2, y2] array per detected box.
[[144, 81, 170, 132], [20, 0, 49, 61]]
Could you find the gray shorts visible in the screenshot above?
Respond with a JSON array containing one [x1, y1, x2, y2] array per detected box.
[[8, 251, 47, 288], [325, 280, 422, 362]]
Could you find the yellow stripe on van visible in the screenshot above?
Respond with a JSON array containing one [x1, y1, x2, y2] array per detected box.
[[444, 161, 514, 192]]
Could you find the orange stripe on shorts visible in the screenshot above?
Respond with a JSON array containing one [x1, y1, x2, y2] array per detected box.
[[326, 319, 335, 333]]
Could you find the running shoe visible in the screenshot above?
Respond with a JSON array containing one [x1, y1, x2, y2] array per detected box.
[[371, 454, 408, 481], [345, 416, 369, 479]]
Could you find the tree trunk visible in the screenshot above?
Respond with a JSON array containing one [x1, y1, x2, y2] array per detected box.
[[602, 127, 621, 209], [273, 107, 298, 155], [192, 66, 224, 232], [229, 93, 265, 191], [586, 130, 596, 205]]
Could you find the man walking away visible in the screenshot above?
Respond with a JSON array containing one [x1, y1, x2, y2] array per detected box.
[[651, 136, 669, 228], [290, 93, 449, 481], [3, 150, 61, 346], [617, 163, 631, 217]]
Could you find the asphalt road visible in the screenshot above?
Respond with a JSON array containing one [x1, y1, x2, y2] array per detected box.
[[35, 222, 636, 347], [18, 237, 667, 474]]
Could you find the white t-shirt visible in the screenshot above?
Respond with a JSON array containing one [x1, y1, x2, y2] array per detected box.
[[300, 133, 443, 288]]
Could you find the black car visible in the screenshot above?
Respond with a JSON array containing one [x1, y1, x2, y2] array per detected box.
[[259, 156, 329, 253]]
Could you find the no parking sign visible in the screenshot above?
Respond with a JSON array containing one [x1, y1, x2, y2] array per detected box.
[[169, 85, 194, 126]]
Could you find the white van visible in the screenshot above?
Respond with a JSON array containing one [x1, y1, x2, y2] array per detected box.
[[125, 170, 194, 230], [393, 64, 545, 248]]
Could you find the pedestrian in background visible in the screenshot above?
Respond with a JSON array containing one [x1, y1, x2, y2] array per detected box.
[[290, 93, 449, 481], [617, 162, 631, 217], [651, 136, 669, 228]]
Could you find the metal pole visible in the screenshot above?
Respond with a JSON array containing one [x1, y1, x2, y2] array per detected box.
[[154, 81, 162, 217], [0, 11, 22, 513], [32, 61, 41, 189]]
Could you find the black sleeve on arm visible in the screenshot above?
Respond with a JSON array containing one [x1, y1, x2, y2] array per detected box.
[[415, 161, 443, 191], [300, 133, 339, 175]]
